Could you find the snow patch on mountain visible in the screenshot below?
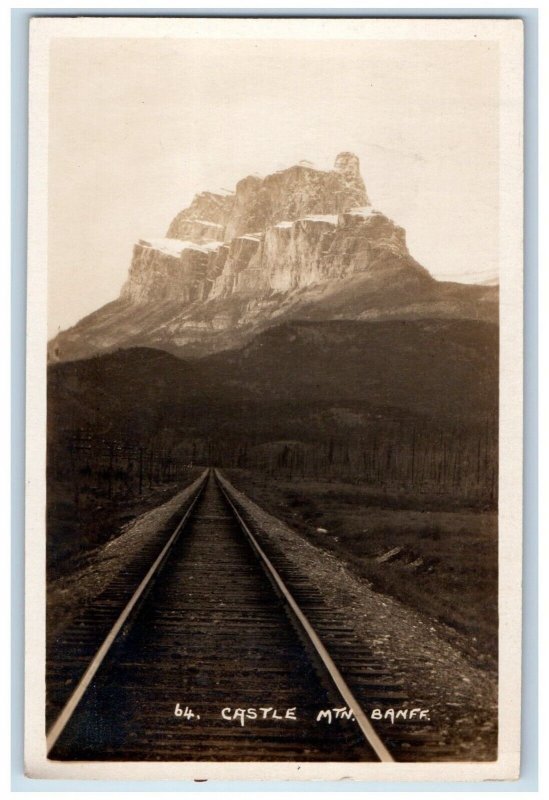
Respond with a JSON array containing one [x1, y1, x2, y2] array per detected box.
[[140, 238, 223, 256]]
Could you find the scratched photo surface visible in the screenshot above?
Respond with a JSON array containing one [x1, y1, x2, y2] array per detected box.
[[38, 21, 515, 771]]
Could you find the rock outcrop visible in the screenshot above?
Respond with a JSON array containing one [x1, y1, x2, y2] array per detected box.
[[49, 152, 498, 362], [166, 152, 368, 246]]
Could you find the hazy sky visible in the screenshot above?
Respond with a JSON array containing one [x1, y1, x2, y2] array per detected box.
[[48, 36, 499, 337]]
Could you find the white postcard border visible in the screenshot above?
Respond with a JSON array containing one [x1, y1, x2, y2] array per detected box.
[[25, 15, 524, 782]]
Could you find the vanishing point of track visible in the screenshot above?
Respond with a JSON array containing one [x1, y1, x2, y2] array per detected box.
[[47, 470, 444, 762]]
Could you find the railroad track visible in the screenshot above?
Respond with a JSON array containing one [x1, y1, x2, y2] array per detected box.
[[46, 469, 447, 762]]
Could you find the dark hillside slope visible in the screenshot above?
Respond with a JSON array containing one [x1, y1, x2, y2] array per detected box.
[[48, 318, 498, 444]]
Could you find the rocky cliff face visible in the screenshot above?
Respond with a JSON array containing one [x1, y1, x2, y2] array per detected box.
[[49, 152, 498, 362], [123, 153, 408, 308], [166, 151, 368, 244]]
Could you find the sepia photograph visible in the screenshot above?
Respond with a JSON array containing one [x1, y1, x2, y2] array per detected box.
[[25, 16, 523, 781]]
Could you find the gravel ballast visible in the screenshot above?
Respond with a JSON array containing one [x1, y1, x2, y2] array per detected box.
[[222, 475, 498, 761]]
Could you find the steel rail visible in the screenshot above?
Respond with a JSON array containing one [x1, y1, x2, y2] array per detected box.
[[215, 469, 395, 763], [46, 470, 209, 755]]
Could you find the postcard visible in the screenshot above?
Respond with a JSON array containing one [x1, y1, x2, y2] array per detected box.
[[25, 16, 524, 781]]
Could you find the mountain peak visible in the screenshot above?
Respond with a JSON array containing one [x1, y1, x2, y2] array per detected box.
[[333, 151, 368, 207], [48, 152, 498, 363], [334, 151, 361, 178]]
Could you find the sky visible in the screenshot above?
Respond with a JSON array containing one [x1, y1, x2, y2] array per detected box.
[[48, 36, 499, 337]]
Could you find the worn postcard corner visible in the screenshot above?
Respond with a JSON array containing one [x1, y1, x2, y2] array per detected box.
[[25, 15, 524, 782]]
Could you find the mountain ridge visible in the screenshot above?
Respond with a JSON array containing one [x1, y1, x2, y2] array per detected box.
[[49, 152, 498, 363]]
